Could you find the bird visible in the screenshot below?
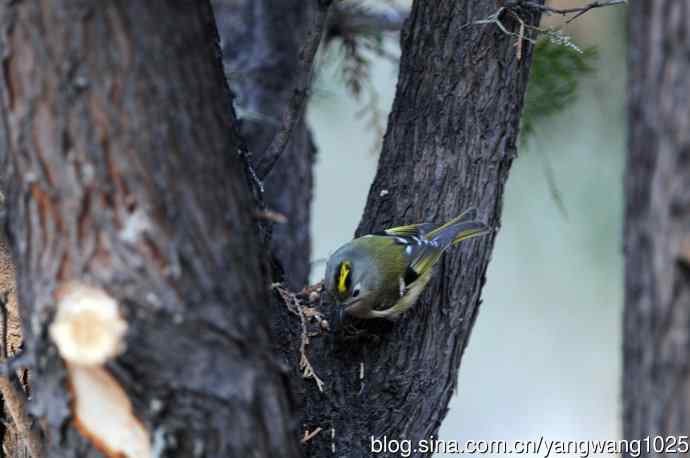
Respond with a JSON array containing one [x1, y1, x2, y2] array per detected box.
[[324, 208, 490, 320]]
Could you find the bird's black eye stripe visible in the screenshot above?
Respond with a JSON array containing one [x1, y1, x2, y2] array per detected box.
[[352, 287, 360, 298], [403, 266, 419, 286]]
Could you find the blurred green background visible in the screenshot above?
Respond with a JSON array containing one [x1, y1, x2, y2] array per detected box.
[[307, 2, 626, 456]]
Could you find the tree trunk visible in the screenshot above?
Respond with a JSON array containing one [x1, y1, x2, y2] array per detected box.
[[273, 2, 542, 456], [214, 0, 315, 289], [623, 2, 690, 453], [0, 1, 300, 456]]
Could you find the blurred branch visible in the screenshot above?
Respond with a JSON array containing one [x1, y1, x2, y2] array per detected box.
[[521, 39, 597, 140], [257, 1, 407, 178], [328, 2, 407, 38], [257, 0, 334, 179], [506, 0, 627, 24], [323, 2, 408, 155], [520, 39, 597, 217]]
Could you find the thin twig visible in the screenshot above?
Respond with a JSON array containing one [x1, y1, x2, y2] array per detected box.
[[474, 6, 590, 59], [254, 209, 288, 224], [536, 142, 568, 219], [257, 0, 335, 179], [301, 426, 323, 443], [509, 0, 627, 23], [274, 284, 325, 392], [235, 136, 272, 244], [474, 7, 537, 47], [514, 11, 526, 61], [331, 427, 336, 453]]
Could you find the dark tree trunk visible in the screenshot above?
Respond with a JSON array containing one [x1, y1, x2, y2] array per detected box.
[[623, 2, 690, 453], [272, 2, 542, 457], [0, 1, 300, 456], [214, 0, 315, 289]]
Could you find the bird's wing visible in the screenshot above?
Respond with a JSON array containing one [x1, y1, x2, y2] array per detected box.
[[371, 242, 442, 320], [379, 233, 442, 290], [369, 267, 434, 320], [364, 225, 443, 297], [373, 222, 434, 238], [406, 245, 443, 288]]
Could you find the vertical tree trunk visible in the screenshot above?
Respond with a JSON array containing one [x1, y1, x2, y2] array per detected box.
[[215, 0, 315, 289], [624, 2, 690, 452], [0, 1, 300, 456], [275, 2, 542, 456]]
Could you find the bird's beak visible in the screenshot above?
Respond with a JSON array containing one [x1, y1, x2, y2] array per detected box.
[[335, 298, 362, 323]]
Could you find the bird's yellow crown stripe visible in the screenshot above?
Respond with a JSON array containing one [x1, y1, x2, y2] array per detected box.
[[337, 261, 351, 295]]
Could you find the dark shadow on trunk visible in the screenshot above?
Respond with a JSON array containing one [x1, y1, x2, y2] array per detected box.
[[215, 0, 315, 289]]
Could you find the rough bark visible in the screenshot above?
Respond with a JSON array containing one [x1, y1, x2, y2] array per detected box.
[[0, 234, 31, 458], [214, 0, 315, 289], [0, 1, 300, 457], [623, 2, 690, 452], [273, 2, 542, 457]]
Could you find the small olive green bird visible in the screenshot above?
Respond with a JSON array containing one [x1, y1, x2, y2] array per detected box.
[[324, 208, 490, 320]]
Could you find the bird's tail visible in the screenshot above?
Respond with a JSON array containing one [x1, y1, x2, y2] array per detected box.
[[426, 208, 490, 248]]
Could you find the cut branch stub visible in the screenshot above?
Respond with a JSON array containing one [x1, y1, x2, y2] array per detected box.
[[49, 282, 151, 458], [50, 282, 127, 367], [69, 364, 151, 458]]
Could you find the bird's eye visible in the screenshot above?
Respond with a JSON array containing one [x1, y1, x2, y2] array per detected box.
[[352, 287, 360, 298]]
